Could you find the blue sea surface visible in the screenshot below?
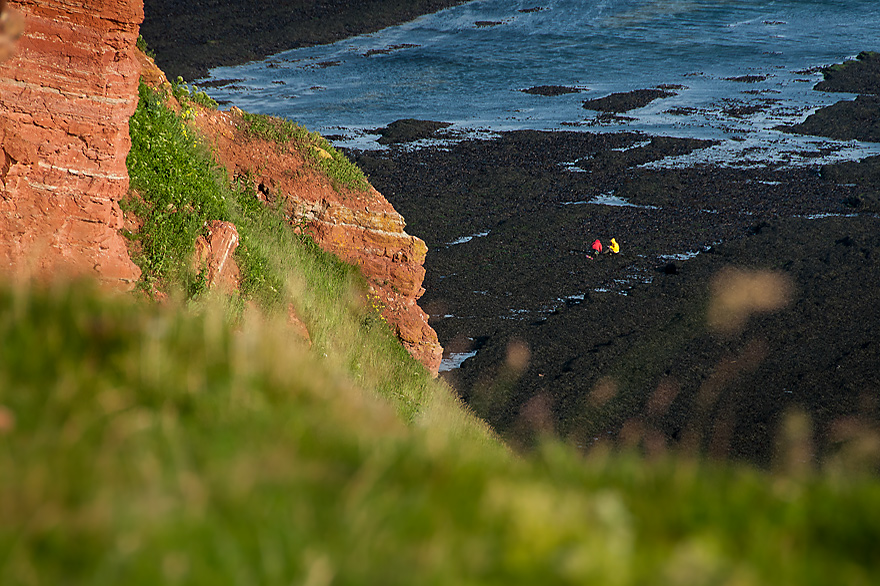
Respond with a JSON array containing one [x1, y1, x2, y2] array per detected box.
[[205, 0, 880, 165]]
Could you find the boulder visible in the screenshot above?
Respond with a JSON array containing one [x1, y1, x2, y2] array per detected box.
[[193, 220, 240, 292]]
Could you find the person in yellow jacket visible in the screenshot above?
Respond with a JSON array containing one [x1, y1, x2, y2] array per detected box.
[[607, 238, 620, 254]]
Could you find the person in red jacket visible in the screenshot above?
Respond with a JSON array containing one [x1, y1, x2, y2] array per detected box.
[[591, 239, 603, 256]]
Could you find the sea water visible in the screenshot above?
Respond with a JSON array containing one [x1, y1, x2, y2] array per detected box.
[[203, 0, 880, 165]]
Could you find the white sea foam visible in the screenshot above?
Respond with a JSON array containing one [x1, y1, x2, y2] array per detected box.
[[205, 0, 880, 166], [797, 213, 860, 219], [659, 250, 702, 261], [563, 193, 660, 209], [439, 351, 479, 372], [446, 230, 490, 247]]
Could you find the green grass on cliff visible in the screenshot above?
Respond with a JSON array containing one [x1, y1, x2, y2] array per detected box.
[[234, 109, 371, 193], [123, 81, 474, 424], [124, 82, 232, 296], [0, 83, 878, 584]]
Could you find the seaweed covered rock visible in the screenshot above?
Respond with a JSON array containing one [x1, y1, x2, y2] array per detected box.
[[782, 51, 880, 142]]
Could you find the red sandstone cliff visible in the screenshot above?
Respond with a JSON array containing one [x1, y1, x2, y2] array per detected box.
[[137, 53, 442, 373], [189, 103, 443, 375], [0, 0, 142, 286]]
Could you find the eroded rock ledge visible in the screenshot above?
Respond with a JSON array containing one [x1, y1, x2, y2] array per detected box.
[[190, 103, 443, 374]]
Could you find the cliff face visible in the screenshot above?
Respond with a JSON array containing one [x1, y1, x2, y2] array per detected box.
[[0, 0, 142, 286], [188, 102, 443, 374], [294, 189, 442, 374]]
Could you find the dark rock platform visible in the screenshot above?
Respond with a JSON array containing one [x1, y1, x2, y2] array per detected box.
[[351, 123, 880, 468], [783, 51, 880, 142]]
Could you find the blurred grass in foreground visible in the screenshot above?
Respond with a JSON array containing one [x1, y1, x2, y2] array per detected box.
[[0, 281, 879, 584]]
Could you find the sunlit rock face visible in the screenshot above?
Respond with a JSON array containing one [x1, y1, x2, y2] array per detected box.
[[0, 0, 142, 287], [192, 106, 443, 375]]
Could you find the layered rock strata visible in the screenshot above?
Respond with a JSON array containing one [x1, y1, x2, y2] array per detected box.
[[0, 0, 142, 286], [188, 103, 443, 375], [298, 194, 442, 374]]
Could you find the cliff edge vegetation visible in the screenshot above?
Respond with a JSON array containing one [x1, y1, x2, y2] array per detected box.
[[123, 67, 447, 419]]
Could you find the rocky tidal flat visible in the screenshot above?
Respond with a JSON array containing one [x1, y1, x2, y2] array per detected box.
[[350, 55, 880, 466]]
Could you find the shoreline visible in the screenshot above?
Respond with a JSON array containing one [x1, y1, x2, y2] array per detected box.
[[348, 52, 880, 464], [140, 0, 471, 81]]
